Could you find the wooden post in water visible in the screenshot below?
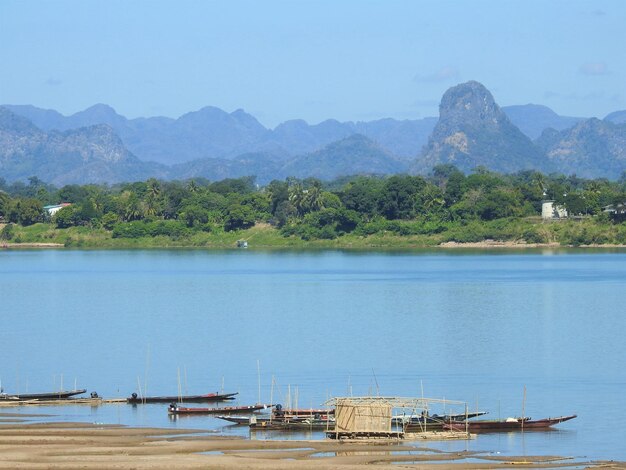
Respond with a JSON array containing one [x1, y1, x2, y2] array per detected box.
[[269, 376, 274, 424], [177, 367, 182, 403], [257, 360, 261, 405], [521, 386, 527, 431]]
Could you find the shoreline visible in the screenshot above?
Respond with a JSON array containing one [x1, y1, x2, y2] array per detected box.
[[0, 420, 623, 469], [3, 240, 626, 250], [1, 242, 65, 248]]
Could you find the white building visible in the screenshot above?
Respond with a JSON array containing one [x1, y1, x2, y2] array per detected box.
[[541, 200, 567, 220], [43, 203, 72, 216]]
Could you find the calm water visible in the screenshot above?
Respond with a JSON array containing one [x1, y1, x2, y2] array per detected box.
[[1, 249, 625, 460]]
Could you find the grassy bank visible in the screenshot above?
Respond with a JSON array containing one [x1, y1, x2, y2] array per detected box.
[[4, 217, 626, 250]]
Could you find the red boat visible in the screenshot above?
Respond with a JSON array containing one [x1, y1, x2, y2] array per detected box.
[[443, 414, 577, 432], [168, 403, 272, 415]]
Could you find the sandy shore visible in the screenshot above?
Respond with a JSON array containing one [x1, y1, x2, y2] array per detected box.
[[1, 242, 64, 248], [438, 240, 626, 248], [1, 419, 623, 469]]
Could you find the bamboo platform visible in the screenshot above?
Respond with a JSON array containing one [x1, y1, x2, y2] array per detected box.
[[326, 431, 405, 440], [404, 431, 475, 441]]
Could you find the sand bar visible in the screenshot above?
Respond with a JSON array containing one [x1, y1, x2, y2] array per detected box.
[[1, 420, 624, 469]]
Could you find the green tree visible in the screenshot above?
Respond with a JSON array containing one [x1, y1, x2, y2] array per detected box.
[[0, 191, 10, 219], [288, 182, 306, 216], [224, 205, 256, 231], [378, 176, 424, 220], [0, 223, 14, 240], [443, 171, 465, 207], [265, 180, 289, 215], [179, 204, 209, 228], [9, 198, 43, 226], [54, 205, 81, 228], [341, 177, 381, 219]]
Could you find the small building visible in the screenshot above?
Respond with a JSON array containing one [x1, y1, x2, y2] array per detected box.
[[334, 397, 393, 438], [325, 396, 469, 440], [43, 203, 71, 217], [541, 200, 567, 220], [603, 203, 626, 221]]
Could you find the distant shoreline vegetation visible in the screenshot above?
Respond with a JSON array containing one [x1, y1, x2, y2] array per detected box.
[[2, 166, 626, 248]]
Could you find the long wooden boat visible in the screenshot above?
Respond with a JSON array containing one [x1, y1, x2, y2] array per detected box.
[[443, 414, 577, 432], [126, 391, 238, 404], [274, 409, 334, 417], [168, 403, 272, 415], [249, 419, 334, 431], [392, 411, 487, 425], [217, 414, 334, 425], [0, 389, 87, 400]]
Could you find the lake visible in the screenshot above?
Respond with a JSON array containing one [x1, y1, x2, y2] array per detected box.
[[1, 248, 625, 460]]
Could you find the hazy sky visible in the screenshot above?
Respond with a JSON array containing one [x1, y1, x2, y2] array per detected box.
[[1, 0, 624, 127]]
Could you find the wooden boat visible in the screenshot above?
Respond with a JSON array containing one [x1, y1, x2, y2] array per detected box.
[[217, 413, 334, 426], [0, 389, 87, 400], [126, 391, 238, 404], [274, 409, 334, 417], [392, 411, 487, 425], [249, 418, 334, 431], [443, 414, 577, 432], [168, 403, 272, 415]]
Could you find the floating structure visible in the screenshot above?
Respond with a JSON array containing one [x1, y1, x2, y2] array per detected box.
[[324, 396, 472, 440]]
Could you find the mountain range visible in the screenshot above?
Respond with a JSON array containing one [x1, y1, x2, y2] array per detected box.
[[1, 82, 625, 185]]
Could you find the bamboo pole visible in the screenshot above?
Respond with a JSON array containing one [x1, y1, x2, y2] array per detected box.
[[521, 386, 526, 431]]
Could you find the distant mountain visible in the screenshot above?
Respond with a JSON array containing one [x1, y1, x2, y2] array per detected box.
[[2, 103, 130, 133], [280, 134, 408, 181], [605, 110, 626, 124], [4, 87, 626, 185], [170, 135, 406, 184], [536, 118, 626, 178], [352, 118, 437, 158], [170, 152, 283, 184], [414, 81, 547, 174], [3, 104, 436, 164], [0, 107, 165, 186], [502, 104, 585, 139]]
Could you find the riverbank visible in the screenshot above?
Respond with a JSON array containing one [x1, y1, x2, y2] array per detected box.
[[0, 420, 621, 469], [4, 220, 626, 250]]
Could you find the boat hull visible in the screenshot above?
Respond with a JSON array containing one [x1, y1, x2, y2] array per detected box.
[[127, 392, 238, 404], [0, 389, 87, 400], [169, 404, 271, 415], [250, 420, 333, 431], [444, 415, 577, 432]]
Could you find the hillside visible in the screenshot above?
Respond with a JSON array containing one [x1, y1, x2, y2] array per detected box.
[[0, 107, 165, 186], [413, 81, 547, 175], [536, 118, 626, 178]]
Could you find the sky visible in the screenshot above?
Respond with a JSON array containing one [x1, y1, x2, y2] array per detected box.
[[1, 0, 625, 128]]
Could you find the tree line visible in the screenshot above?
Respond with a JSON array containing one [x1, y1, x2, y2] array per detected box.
[[1, 166, 626, 243]]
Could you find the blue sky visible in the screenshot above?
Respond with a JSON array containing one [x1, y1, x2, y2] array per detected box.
[[1, 0, 624, 127]]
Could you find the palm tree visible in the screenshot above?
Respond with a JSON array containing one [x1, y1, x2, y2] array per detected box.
[[304, 183, 324, 212], [147, 178, 161, 198], [187, 179, 199, 194], [288, 183, 306, 216]]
